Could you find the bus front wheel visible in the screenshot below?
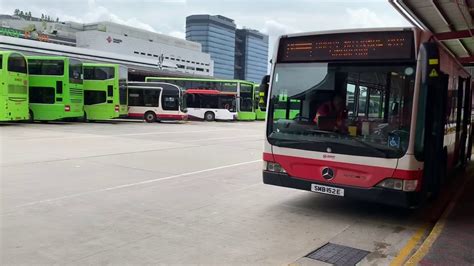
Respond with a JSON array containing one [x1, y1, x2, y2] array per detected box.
[[144, 112, 156, 123], [204, 111, 215, 121]]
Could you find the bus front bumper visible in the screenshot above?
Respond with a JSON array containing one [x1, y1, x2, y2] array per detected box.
[[263, 171, 421, 208]]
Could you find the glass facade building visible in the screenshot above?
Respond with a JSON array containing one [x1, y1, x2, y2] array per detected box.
[[186, 15, 236, 79], [235, 29, 269, 83]]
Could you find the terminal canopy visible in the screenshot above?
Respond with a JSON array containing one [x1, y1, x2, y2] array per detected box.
[[390, 0, 474, 65]]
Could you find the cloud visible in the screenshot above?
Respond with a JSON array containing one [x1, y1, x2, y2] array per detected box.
[[345, 7, 393, 28], [168, 31, 186, 39], [51, 0, 157, 33]]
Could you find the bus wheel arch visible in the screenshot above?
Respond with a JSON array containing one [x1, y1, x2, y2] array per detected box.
[[144, 111, 156, 123], [204, 111, 215, 121]]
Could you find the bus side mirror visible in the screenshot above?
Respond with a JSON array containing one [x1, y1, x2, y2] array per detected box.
[[259, 75, 270, 108]]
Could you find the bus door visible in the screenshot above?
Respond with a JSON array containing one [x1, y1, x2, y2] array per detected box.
[[418, 42, 449, 196]]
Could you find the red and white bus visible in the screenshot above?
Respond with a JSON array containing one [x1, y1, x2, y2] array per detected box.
[[263, 27, 472, 207], [127, 82, 187, 123], [184, 89, 237, 121]]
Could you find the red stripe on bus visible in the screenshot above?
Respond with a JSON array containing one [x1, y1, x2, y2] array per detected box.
[[157, 114, 187, 120], [263, 152, 423, 190]]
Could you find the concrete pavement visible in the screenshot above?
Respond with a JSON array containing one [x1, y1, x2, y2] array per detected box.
[[0, 121, 450, 265]]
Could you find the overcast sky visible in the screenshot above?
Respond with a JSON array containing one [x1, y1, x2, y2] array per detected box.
[[1, 0, 411, 57]]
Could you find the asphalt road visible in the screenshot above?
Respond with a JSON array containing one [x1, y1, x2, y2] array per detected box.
[[0, 120, 452, 265]]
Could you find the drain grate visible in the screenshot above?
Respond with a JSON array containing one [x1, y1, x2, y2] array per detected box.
[[306, 243, 370, 266]]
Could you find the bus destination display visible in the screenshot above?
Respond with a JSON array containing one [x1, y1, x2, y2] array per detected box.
[[278, 30, 414, 62]]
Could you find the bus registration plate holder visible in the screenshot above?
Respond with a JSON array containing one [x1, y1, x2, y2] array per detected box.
[[311, 184, 344, 197]]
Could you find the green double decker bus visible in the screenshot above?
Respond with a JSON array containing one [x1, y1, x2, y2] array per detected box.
[[83, 63, 128, 121], [0, 51, 29, 121], [27, 56, 84, 121], [145, 77, 257, 121]]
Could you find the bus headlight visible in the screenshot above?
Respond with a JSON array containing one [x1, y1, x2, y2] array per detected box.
[[264, 161, 287, 174], [376, 179, 418, 192]]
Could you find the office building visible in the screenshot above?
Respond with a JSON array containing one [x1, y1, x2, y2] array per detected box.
[[186, 15, 236, 79]]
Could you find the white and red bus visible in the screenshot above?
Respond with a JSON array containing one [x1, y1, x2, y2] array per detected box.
[[127, 82, 187, 123], [263, 27, 472, 207], [184, 89, 237, 121]]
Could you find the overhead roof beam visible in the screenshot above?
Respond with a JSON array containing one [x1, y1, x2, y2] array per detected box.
[[459, 55, 474, 63], [435, 29, 473, 40], [431, 0, 454, 31]]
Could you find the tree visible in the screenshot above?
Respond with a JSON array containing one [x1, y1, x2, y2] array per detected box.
[[14, 9, 19, 16], [41, 14, 44, 20], [28, 11, 32, 19], [56, 17, 59, 22], [19, 11, 24, 17]]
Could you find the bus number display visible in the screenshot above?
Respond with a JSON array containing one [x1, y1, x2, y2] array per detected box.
[[278, 30, 414, 62]]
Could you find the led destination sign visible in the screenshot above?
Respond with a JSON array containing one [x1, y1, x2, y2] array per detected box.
[[278, 30, 414, 62]]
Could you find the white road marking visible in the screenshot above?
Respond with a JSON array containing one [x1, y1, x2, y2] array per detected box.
[[10, 159, 262, 210], [18, 129, 240, 141]]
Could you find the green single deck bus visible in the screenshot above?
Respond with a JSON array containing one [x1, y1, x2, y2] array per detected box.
[[27, 56, 84, 121], [83, 63, 128, 121], [145, 77, 256, 121], [0, 51, 29, 121]]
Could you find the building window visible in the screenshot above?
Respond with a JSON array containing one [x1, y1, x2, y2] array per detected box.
[[134, 51, 139, 54], [171, 58, 175, 61], [186, 60, 190, 63], [165, 57, 169, 59], [196, 68, 204, 72], [140, 52, 145, 55], [153, 54, 158, 57], [147, 53, 152, 56], [177, 64, 185, 69], [124, 34, 128, 36]]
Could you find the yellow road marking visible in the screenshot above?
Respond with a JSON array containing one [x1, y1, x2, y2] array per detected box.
[[390, 223, 430, 266], [405, 213, 448, 265]]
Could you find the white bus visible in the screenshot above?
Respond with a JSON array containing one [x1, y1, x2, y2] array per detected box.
[[263, 27, 472, 207], [127, 82, 187, 123], [184, 89, 237, 121]]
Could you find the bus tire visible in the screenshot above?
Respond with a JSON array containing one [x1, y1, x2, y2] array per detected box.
[[144, 112, 156, 123], [28, 110, 34, 122], [204, 111, 215, 121]]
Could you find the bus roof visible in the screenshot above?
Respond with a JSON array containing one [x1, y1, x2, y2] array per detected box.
[[279, 27, 415, 39], [185, 89, 236, 95], [146, 76, 254, 84], [83, 63, 120, 67], [26, 55, 71, 61]]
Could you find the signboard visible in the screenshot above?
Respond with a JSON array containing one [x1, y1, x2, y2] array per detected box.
[[278, 30, 414, 63], [0, 27, 49, 42]]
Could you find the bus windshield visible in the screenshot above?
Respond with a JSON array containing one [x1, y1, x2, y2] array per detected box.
[[268, 62, 415, 158]]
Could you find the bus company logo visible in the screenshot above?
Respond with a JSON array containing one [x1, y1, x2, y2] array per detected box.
[[323, 154, 335, 159], [322, 167, 334, 180], [106, 36, 112, 43]]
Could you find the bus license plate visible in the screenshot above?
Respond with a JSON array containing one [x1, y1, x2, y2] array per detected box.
[[311, 184, 344, 197]]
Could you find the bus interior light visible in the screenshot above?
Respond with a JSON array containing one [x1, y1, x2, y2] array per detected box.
[[264, 161, 287, 174]]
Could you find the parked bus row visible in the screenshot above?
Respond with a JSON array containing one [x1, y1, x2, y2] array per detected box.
[[0, 51, 271, 123]]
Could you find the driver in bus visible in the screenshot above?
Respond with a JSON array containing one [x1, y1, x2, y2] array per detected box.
[[314, 94, 347, 132]]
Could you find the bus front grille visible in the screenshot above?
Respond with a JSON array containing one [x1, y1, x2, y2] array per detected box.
[[70, 88, 83, 97]]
